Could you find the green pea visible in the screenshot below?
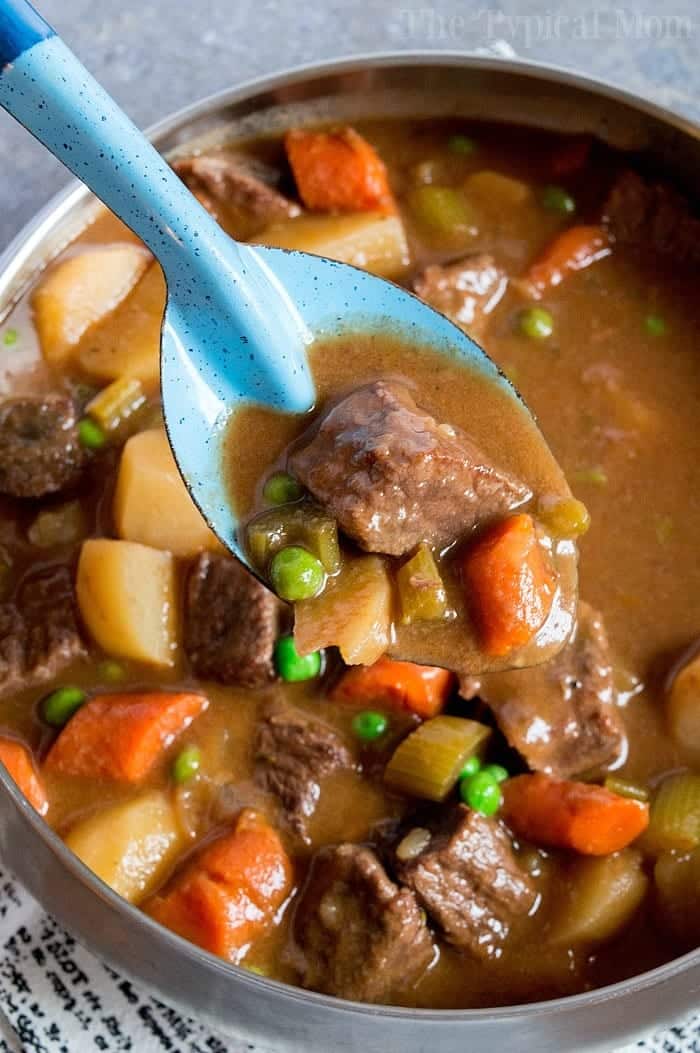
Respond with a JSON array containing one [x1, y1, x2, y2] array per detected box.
[[448, 134, 476, 155], [460, 770, 503, 816], [481, 763, 509, 784], [262, 472, 303, 506], [541, 184, 576, 214], [172, 744, 201, 783], [459, 755, 482, 780], [352, 711, 389, 742], [270, 546, 325, 602], [3, 328, 18, 346], [645, 314, 666, 336], [42, 686, 87, 727], [519, 307, 554, 340], [97, 659, 126, 683], [78, 418, 106, 450], [274, 634, 322, 682]]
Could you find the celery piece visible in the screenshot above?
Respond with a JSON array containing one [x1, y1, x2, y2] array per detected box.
[[247, 502, 340, 574], [28, 500, 87, 548], [407, 185, 475, 242], [604, 776, 650, 803], [644, 772, 700, 854], [87, 376, 146, 433], [396, 543, 448, 625], [384, 715, 491, 802]]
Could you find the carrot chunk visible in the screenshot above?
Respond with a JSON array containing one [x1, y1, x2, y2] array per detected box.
[[461, 513, 555, 657], [0, 736, 48, 815], [502, 773, 650, 855], [331, 656, 454, 719], [522, 225, 611, 298], [285, 126, 394, 214], [44, 691, 208, 783], [146, 809, 293, 961]]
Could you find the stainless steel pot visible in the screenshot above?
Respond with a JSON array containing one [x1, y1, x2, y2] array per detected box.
[[0, 53, 698, 1053]]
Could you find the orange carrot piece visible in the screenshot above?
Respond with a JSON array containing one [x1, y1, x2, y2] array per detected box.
[[523, 225, 611, 298], [331, 656, 454, 719], [461, 513, 555, 658], [502, 773, 650, 856], [285, 126, 394, 214], [146, 809, 293, 961], [551, 136, 592, 176], [0, 736, 48, 815], [44, 692, 208, 783]]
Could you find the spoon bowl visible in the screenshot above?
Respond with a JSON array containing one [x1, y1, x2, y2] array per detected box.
[[0, 0, 529, 573]]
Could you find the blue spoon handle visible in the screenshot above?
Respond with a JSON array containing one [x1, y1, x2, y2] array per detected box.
[[0, 0, 228, 268]]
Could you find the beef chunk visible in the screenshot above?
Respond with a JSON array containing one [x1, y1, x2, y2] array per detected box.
[[290, 381, 530, 558], [174, 154, 300, 239], [0, 396, 87, 499], [602, 170, 700, 268], [0, 566, 86, 697], [184, 553, 281, 687], [254, 698, 353, 839], [413, 254, 508, 342], [294, 843, 434, 1002], [396, 805, 536, 959], [461, 601, 626, 777]]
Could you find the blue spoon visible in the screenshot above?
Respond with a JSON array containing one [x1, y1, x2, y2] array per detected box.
[[0, 1, 529, 566]]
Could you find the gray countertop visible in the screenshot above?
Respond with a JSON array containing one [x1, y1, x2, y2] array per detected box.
[[0, 0, 698, 250]]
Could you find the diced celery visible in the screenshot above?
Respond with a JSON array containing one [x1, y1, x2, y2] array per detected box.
[[28, 500, 87, 548], [87, 376, 147, 433], [396, 543, 448, 624], [384, 715, 491, 801], [406, 185, 475, 243], [604, 776, 650, 803], [247, 502, 340, 573], [644, 772, 700, 854]]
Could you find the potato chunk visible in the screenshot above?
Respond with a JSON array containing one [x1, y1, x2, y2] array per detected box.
[[32, 244, 151, 367], [257, 212, 410, 279], [78, 263, 166, 390], [114, 428, 221, 557], [294, 555, 391, 665], [65, 791, 187, 904], [76, 538, 179, 666], [549, 850, 648, 946], [667, 651, 700, 763]]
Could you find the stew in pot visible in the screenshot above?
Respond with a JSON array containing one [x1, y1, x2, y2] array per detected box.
[[0, 116, 698, 1009]]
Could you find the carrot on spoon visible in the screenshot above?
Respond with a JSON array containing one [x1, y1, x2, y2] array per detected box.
[[502, 772, 650, 855], [331, 656, 453, 719], [285, 126, 395, 214], [461, 513, 555, 658], [146, 809, 293, 961], [0, 736, 48, 815], [44, 691, 208, 783]]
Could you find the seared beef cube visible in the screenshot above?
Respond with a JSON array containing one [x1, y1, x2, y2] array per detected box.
[[0, 566, 86, 697], [290, 381, 530, 558], [0, 396, 87, 499], [294, 843, 434, 1002], [184, 553, 281, 687], [602, 170, 700, 268], [174, 154, 300, 239], [396, 805, 536, 959], [254, 698, 353, 839], [413, 254, 508, 343], [461, 601, 626, 777]]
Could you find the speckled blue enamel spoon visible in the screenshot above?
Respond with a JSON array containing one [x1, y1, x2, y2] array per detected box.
[[0, 0, 530, 564]]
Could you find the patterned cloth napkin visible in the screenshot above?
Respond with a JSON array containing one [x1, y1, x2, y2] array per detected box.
[[0, 865, 697, 1053]]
